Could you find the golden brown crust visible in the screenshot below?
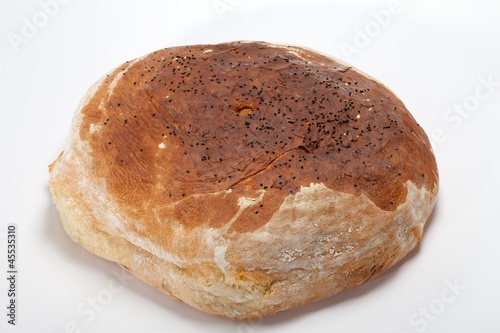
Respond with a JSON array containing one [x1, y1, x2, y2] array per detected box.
[[49, 41, 438, 320]]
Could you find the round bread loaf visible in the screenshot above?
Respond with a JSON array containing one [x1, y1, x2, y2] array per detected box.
[[49, 41, 438, 320]]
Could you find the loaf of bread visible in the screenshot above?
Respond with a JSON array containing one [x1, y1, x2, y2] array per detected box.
[[49, 41, 438, 320]]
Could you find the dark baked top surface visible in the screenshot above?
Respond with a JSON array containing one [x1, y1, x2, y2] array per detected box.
[[78, 41, 438, 233]]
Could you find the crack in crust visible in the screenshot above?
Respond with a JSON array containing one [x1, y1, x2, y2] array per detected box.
[[226, 145, 310, 190]]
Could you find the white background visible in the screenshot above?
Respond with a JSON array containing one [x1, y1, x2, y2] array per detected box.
[[1, 0, 499, 332]]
